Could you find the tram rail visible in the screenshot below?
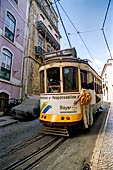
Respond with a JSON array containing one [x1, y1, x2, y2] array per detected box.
[[0, 134, 45, 158], [3, 137, 67, 170]]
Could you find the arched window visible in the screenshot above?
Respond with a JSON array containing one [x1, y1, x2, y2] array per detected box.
[[5, 11, 16, 42], [0, 48, 12, 80]]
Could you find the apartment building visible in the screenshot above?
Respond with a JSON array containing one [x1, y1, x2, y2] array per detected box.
[[101, 59, 113, 102], [23, 0, 61, 97], [0, 0, 29, 104]]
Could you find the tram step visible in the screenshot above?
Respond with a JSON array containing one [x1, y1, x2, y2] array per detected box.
[[40, 126, 69, 137]]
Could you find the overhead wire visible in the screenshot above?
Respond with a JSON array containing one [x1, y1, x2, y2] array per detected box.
[[56, 0, 100, 70], [77, 29, 101, 34], [57, 0, 94, 59], [102, 0, 112, 29], [101, 0, 112, 59], [101, 29, 112, 59], [54, 0, 72, 48]]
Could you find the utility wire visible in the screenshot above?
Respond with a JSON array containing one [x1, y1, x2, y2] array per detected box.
[[102, 0, 112, 29], [77, 29, 101, 34], [57, 0, 100, 69], [54, 0, 72, 48], [68, 28, 101, 35], [101, 0, 112, 58], [102, 29, 112, 58]]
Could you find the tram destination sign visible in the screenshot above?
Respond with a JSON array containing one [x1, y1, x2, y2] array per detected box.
[[44, 48, 77, 59]]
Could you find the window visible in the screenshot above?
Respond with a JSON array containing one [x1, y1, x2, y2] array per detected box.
[[80, 70, 87, 89], [0, 49, 12, 81], [46, 7, 51, 19], [5, 11, 16, 42], [40, 71, 45, 93], [55, 34, 58, 38], [53, 18, 57, 27], [40, 14, 45, 20], [104, 89, 105, 96], [48, 25, 52, 30], [38, 36, 43, 48], [63, 67, 78, 92], [47, 45, 51, 53], [41, 0, 45, 7], [14, 0, 18, 4], [105, 73, 107, 78], [47, 67, 60, 93]]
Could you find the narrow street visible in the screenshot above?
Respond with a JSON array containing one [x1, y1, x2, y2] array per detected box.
[[0, 102, 109, 170]]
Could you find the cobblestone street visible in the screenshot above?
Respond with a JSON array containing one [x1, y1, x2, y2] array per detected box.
[[97, 103, 113, 170], [90, 102, 113, 170]]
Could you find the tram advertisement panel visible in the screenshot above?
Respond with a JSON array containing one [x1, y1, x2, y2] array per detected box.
[[40, 94, 81, 115]]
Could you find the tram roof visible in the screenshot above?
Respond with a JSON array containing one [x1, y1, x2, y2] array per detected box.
[[42, 48, 91, 66], [41, 48, 101, 80]]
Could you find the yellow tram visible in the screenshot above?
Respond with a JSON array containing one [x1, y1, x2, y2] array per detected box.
[[39, 48, 102, 136]]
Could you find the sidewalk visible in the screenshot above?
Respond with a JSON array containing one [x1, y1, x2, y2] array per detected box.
[[91, 102, 113, 170], [0, 116, 18, 127]]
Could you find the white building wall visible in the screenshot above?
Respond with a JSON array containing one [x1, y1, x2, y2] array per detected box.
[[102, 59, 113, 102]]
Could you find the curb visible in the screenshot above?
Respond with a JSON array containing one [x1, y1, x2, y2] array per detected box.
[[90, 103, 111, 169]]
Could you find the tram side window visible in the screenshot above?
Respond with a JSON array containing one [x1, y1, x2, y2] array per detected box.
[[63, 67, 78, 92], [80, 70, 87, 89], [47, 67, 60, 93], [40, 70, 45, 93]]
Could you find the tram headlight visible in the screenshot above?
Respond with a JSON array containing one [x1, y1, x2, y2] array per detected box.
[[66, 116, 70, 120], [61, 117, 65, 120], [44, 116, 46, 119]]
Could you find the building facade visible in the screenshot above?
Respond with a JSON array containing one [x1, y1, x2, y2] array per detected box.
[[23, 0, 61, 97], [0, 0, 29, 101], [101, 59, 113, 102]]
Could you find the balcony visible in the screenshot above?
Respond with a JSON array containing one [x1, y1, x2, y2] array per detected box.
[[35, 46, 46, 56], [37, 21, 60, 50], [36, 0, 60, 36]]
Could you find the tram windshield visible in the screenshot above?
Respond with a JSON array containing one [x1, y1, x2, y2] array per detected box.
[[63, 67, 78, 92], [47, 67, 60, 93]]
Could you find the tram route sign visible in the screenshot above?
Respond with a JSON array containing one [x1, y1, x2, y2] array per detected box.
[[44, 48, 77, 59]]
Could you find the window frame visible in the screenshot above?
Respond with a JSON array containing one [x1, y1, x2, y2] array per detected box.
[[80, 70, 87, 89], [0, 48, 12, 81], [63, 66, 79, 92], [46, 67, 61, 93], [38, 36, 43, 48], [5, 11, 16, 42]]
